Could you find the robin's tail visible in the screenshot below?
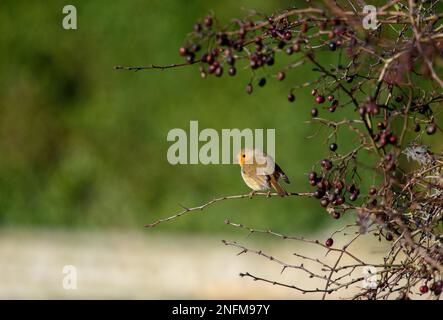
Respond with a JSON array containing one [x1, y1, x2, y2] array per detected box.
[[270, 176, 289, 197]]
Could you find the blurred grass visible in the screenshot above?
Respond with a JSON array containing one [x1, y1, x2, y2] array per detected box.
[[0, 0, 441, 233]]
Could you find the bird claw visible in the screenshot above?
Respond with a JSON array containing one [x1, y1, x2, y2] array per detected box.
[[248, 191, 256, 199], [266, 191, 271, 198]]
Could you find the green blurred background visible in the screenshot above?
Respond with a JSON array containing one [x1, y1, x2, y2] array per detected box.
[[0, 0, 440, 234]]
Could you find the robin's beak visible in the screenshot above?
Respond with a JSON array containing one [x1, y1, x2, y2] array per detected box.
[[238, 154, 245, 166]]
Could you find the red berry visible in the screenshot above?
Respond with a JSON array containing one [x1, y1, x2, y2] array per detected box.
[[420, 285, 429, 294], [179, 47, 188, 56], [325, 238, 333, 247], [316, 95, 325, 104]]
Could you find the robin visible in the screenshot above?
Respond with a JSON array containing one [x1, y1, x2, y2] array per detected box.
[[237, 148, 290, 197]]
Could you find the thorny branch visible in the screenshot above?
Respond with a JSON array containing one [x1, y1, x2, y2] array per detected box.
[[124, 0, 443, 299]]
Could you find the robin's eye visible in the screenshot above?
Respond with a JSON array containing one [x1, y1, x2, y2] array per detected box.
[[242, 154, 245, 158]]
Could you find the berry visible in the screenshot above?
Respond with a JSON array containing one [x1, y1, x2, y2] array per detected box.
[[320, 198, 329, 207], [335, 196, 345, 205], [386, 232, 393, 241], [419, 285, 429, 294], [191, 44, 201, 52], [246, 83, 253, 94], [388, 134, 397, 144], [311, 89, 318, 96], [204, 16, 213, 27], [186, 54, 195, 64], [395, 95, 403, 102], [311, 108, 318, 117], [325, 238, 334, 247], [329, 143, 338, 152], [258, 77, 266, 87], [194, 23, 202, 33], [316, 95, 326, 104], [369, 187, 377, 196], [277, 71, 285, 81], [349, 193, 358, 201], [308, 171, 317, 181], [287, 93, 295, 102], [285, 46, 293, 55], [226, 55, 235, 65], [321, 159, 333, 171], [314, 189, 325, 199], [414, 123, 421, 132], [332, 211, 340, 219], [426, 124, 436, 135], [228, 67, 236, 76], [283, 31, 292, 41], [329, 41, 337, 51], [179, 47, 188, 56], [327, 95, 334, 102], [214, 66, 223, 77]]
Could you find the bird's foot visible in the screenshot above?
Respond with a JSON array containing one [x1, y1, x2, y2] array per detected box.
[[248, 191, 256, 199], [266, 191, 272, 198]]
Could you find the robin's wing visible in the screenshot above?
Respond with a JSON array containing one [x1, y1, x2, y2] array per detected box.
[[269, 175, 288, 197], [242, 166, 271, 190], [275, 163, 290, 184]]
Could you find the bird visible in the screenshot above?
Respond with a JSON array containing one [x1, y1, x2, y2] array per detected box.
[[237, 148, 290, 197]]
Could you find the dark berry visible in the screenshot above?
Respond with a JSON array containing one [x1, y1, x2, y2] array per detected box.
[[258, 77, 266, 87], [329, 41, 337, 51], [179, 47, 188, 56], [335, 196, 345, 205], [283, 31, 292, 41], [369, 187, 377, 196], [414, 123, 421, 132], [308, 171, 317, 181], [311, 108, 318, 117], [214, 66, 223, 77], [320, 159, 333, 171], [204, 16, 213, 27], [228, 67, 236, 76], [395, 95, 403, 102], [388, 134, 397, 144], [191, 43, 201, 52], [332, 211, 340, 219], [277, 71, 285, 81], [316, 95, 326, 104], [186, 54, 195, 64], [426, 124, 436, 135], [194, 23, 202, 33], [320, 198, 329, 207], [226, 55, 235, 65], [329, 143, 338, 152], [287, 93, 295, 102], [246, 83, 253, 94], [349, 193, 358, 201], [325, 238, 333, 247], [386, 232, 393, 241], [314, 189, 325, 199]]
